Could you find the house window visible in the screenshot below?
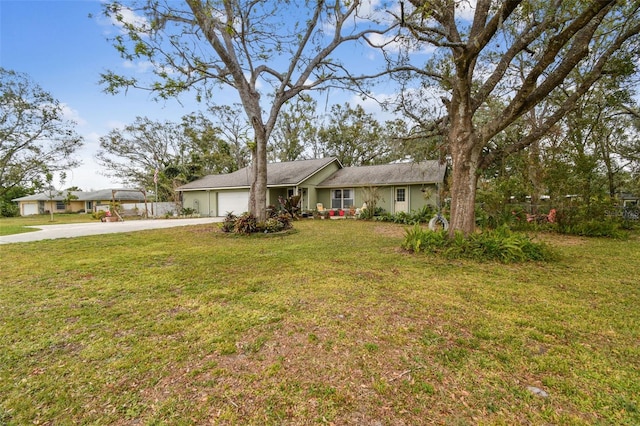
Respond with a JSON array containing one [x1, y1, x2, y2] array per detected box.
[[331, 189, 354, 209], [396, 188, 406, 202], [56, 201, 65, 210]]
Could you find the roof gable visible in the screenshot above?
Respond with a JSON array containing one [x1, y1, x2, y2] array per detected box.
[[317, 161, 446, 188], [177, 157, 340, 191]]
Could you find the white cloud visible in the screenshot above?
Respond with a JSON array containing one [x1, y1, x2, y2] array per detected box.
[[455, 0, 477, 22], [347, 84, 449, 126], [122, 60, 155, 73], [105, 120, 127, 130], [109, 5, 150, 34], [84, 131, 102, 145], [67, 160, 120, 191], [245, 72, 264, 90], [356, 0, 389, 21], [356, 0, 381, 16], [60, 103, 87, 126], [96, 3, 150, 38], [368, 32, 406, 53], [322, 0, 396, 34]]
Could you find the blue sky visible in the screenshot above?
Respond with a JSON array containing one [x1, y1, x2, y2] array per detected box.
[[1, 0, 212, 190], [1, 0, 404, 191], [5, 2, 636, 192]]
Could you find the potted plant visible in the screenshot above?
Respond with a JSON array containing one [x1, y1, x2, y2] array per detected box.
[[103, 209, 118, 222]]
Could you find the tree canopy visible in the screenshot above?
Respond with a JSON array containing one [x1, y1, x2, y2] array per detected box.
[[269, 95, 318, 163], [98, 1, 640, 231], [101, 0, 393, 220], [97, 115, 246, 201], [392, 0, 640, 235], [0, 68, 83, 198], [317, 102, 408, 166]]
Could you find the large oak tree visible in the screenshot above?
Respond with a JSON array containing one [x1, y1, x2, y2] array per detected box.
[[101, 0, 392, 220], [396, 0, 640, 235]]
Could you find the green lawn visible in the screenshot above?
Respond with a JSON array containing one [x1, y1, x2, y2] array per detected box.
[[0, 214, 98, 236], [0, 220, 638, 425]]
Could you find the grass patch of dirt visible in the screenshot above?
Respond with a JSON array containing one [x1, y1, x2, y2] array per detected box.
[[0, 220, 638, 425]]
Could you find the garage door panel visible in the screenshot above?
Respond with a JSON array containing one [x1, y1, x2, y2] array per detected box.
[[23, 203, 39, 216], [218, 191, 249, 216]]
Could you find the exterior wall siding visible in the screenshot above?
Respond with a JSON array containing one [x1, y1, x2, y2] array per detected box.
[[317, 184, 438, 214], [175, 161, 345, 215], [69, 201, 85, 212], [303, 162, 341, 210], [381, 187, 394, 213], [175, 161, 445, 216], [183, 191, 217, 217], [268, 188, 289, 207], [409, 184, 438, 211], [316, 190, 331, 210]]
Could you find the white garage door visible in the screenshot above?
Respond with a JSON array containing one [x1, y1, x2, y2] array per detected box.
[[218, 191, 249, 216], [22, 203, 39, 216]]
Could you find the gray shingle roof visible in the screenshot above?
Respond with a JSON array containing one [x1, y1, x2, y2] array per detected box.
[[177, 157, 339, 191], [317, 161, 446, 187], [13, 189, 146, 202]]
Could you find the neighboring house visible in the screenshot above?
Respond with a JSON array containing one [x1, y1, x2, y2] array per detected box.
[[177, 158, 447, 217], [620, 193, 639, 221], [620, 193, 639, 208], [13, 189, 148, 216]]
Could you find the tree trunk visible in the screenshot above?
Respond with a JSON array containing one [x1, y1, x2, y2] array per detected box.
[[447, 77, 481, 237], [600, 134, 617, 198], [248, 145, 257, 217], [448, 140, 481, 237], [528, 139, 543, 215], [249, 122, 268, 222], [240, 86, 269, 222], [254, 132, 268, 222]]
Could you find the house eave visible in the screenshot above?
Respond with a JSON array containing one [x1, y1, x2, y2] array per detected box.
[[179, 183, 306, 191], [316, 181, 440, 189], [179, 185, 250, 192], [293, 158, 342, 186]]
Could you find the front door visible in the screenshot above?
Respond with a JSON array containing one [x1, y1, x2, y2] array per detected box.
[[394, 187, 408, 213]]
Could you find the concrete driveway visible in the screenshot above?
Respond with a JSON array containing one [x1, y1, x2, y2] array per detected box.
[[0, 217, 222, 244]]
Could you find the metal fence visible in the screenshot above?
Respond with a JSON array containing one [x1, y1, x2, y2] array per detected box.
[[479, 202, 640, 221]]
